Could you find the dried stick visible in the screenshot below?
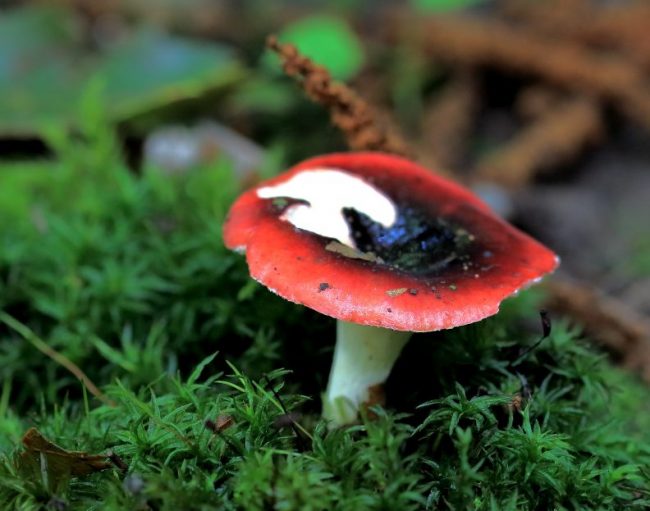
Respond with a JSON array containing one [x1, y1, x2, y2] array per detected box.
[[419, 71, 480, 173], [0, 312, 115, 407], [475, 97, 603, 188], [500, 0, 650, 71], [544, 279, 650, 382], [515, 86, 565, 121], [412, 16, 650, 133], [266, 35, 412, 157]]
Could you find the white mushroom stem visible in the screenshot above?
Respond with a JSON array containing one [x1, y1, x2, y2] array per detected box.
[[323, 321, 411, 426]]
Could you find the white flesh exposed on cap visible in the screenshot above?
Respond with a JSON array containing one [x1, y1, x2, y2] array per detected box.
[[257, 169, 397, 248]]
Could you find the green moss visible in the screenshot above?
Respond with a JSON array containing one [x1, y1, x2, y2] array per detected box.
[[1, 116, 650, 510]]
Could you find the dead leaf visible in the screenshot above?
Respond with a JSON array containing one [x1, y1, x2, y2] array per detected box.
[[205, 414, 235, 433], [18, 428, 111, 491]]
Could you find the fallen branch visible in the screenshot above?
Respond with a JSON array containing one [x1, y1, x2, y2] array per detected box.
[[475, 97, 603, 188], [266, 35, 412, 157], [499, 0, 650, 71], [544, 279, 650, 382], [411, 16, 650, 133], [515, 86, 565, 121]]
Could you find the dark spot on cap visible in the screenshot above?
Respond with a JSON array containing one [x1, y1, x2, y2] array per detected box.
[[387, 308, 392, 312], [342, 205, 475, 276], [430, 285, 442, 299], [318, 282, 330, 292], [408, 288, 418, 296]]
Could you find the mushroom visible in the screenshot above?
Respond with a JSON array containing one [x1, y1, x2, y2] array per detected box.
[[223, 152, 558, 426]]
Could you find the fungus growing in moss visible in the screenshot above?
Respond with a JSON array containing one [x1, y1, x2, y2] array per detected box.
[[223, 152, 558, 426]]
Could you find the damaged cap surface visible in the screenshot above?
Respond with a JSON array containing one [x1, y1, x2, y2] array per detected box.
[[223, 152, 558, 332]]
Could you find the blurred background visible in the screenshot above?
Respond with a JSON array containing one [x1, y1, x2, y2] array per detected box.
[[1, 0, 650, 386]]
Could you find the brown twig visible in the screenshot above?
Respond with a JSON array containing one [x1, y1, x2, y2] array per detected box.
[[266, 35, 412, 157], [499, 0, 650, 71], [544, 279, 650, 382], [0, 312, 116, 407], [475, 97, 603, 188], [515, 86, 565, 121], [419, 71, 480, 174], [411, 16, 650, 133]]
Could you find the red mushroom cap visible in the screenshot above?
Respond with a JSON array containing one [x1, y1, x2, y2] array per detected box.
[[223, 152, 558, 332]]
